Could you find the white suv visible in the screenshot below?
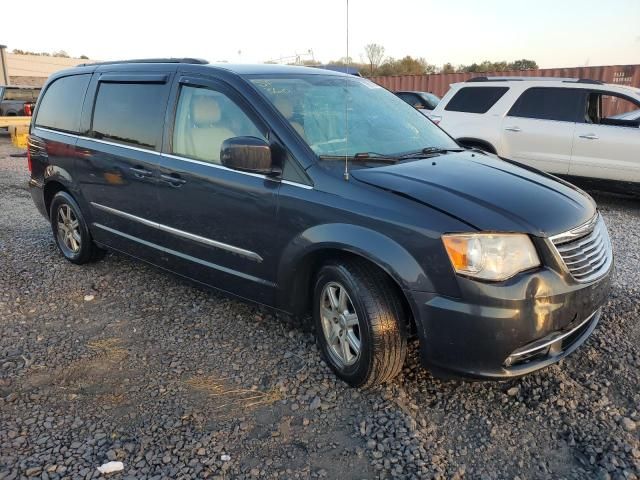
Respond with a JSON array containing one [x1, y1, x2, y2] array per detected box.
[[430, 77, 640, 189]]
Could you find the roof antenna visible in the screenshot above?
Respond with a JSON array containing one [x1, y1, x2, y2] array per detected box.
[[343, 0, 350, 181]]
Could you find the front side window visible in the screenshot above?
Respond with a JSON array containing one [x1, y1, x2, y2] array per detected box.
[[172, 85, 265, 164], [35, 75, 90, 133], [444, 86, 509, 114], [586, 91, 640, 128], [508, 87, 582, 122], [91, 82, 167, 150], [250, 75, 457, 158]]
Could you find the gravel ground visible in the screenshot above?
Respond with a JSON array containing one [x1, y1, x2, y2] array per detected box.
[[0, 134, 638, 480]]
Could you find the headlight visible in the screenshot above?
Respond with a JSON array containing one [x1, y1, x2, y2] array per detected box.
[[442, 233, 540, 281]]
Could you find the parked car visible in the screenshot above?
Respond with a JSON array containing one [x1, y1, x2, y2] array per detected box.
[[429, 77, 640, 193], [28, 60, 612, 387], [396, 90, 440, 113], [0, 85, 41, 116]]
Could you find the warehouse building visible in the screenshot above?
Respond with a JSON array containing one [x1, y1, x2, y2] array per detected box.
[[0, 45, 94, 86]]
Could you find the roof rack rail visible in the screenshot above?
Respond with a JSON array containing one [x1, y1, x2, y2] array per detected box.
[[466, 76, 520, 82], [78, 58, 209, 67], [565, 78, 604, 85], [467, 76, 605, 85]]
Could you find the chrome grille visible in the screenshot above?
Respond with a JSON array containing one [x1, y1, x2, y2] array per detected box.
[[550, 214, 612, 282]]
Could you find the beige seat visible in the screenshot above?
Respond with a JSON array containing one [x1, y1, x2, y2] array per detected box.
[[274, 97, 305, 139], [186, 94, 235, 163]]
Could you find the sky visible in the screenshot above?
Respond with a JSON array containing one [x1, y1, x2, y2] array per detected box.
[[3, 0, 639, 68]]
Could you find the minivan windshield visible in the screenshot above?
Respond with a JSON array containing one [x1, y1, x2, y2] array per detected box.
[[250, 74, 458, 159]]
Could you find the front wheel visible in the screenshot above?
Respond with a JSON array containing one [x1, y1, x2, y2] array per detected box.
[[313, 260, 407, 388]]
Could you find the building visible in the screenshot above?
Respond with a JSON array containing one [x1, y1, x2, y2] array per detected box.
[[0, 45, 94, 86]]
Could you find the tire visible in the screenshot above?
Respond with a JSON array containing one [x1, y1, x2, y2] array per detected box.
[[313, 259, 407, 388], [50, 191, 104, 264]]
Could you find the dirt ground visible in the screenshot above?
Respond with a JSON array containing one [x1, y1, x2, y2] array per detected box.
[[0, 134, 638, 479]]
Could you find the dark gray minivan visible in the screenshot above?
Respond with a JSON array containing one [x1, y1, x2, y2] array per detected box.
[[28, 59, 613, 387]]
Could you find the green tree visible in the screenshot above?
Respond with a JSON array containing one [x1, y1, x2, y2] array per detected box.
[[461, 59, 538, 73], [377, 56, 435, 76], [441, 62, 457, 74], [508, 59, 538, 70]]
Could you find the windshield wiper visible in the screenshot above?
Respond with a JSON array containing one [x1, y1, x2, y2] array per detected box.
[[318, 152, 398, 163], [397, 147, 465, 159], [318, 147, 464, 163]]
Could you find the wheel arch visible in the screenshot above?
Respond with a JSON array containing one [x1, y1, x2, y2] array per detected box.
[[43, 180, 70, 218], [42, 166, 88, 219], [456, 137, 497, 154], [277, 224, 432, 333]]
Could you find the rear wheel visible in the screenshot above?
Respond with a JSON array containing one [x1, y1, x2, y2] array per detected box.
[[50, 191, 104, 264], [313, 259, 407, 388]]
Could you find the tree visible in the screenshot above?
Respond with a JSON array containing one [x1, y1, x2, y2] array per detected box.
[[332, 56, 355, 65], [80, 55, 89, 60], [459, 59, 539, 73], [509, 59, 538, 70], [441, 63, 456, 74], [377, 56, 435, 76], [363, 43, 385, 75], [52, 50, 69, 58]]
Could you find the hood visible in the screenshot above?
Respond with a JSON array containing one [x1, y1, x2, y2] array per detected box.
[[351, 151, 596, 237]]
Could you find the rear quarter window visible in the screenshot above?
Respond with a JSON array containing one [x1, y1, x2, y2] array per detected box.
[[91, 82, 167, 150], [507, 87, 583, 122], [35, 75, 91, 133], [444, 86, 509, 114]]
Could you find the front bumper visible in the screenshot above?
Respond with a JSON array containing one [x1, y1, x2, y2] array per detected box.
[[408, 263, 612, 380]]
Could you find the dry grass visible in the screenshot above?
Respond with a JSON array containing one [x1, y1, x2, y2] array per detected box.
[[185, 375, 281, 411], [87, 338, 128, 362], [96, 392, 126, 405]]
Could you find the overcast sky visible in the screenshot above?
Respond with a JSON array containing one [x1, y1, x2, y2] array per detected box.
[[4, 0, 640, 68]]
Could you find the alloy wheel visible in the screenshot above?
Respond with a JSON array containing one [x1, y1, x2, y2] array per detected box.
[[319, 281, 361, 367], [57, 204, 81, 253]]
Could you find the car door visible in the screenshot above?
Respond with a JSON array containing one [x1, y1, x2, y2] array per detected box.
[[75, 72, 172, 259], [155, 75, 280, 304], [501, 87, 582, 174], [570, 90, 640, 182]]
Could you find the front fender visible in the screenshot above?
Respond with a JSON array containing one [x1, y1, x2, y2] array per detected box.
[[277, 223, 433, 313]]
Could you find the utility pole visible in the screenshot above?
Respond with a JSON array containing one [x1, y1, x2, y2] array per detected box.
[[0, 45, 10, 85]]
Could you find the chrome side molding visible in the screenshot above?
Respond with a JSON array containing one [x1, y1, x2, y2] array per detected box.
[[90, 202, 263, 262]]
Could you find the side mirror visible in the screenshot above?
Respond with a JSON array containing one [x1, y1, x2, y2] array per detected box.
[[220, 136, 277, 176]]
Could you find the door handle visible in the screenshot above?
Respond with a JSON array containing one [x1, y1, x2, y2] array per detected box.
[[505, 126, 521, 132], [129, 166, 153, 178], [579, 133, 599, 140], [160, 173, 187, 187]]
